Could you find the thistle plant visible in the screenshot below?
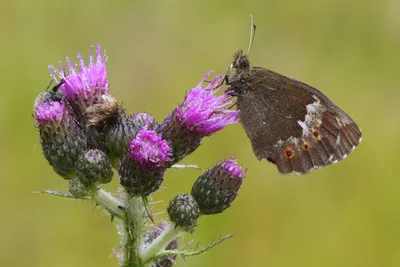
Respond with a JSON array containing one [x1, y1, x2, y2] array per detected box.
[[35, 45, 245, 267]]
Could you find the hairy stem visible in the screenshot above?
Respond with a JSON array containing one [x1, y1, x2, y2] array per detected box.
[[92, 187, 125, 218], [124, 196, 147, 266], [140, 223, 184, 264]]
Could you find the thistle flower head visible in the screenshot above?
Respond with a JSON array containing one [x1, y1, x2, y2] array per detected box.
[[49, 45, 109, 108], [158, 71, 239, 164], [119, 129, 172, 196], [34, 100, 66, 127], [191, 157, 245, 214], [173, 71, 238, 135], [128, 129, 172, 172]]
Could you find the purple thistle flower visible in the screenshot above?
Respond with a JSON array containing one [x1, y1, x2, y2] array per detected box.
[[158, 71, 238, 164], [34, 101, 66, 127], [173, 70, 238, 135], [191, 157, 245, 214], [49, 45, 109, 108], [128, 129, 172, 172], [220, 157, 246, 179], [119, 129, 172, 196]]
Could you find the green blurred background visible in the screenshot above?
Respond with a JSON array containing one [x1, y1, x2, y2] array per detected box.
[[1, 0, 399, 266]]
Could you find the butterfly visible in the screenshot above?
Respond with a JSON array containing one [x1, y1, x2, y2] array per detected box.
[[226, 16, 362, 174]]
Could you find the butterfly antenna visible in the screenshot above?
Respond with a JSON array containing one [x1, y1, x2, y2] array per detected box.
[[46, 79, 54, 91], [246, 14, 256, 56]]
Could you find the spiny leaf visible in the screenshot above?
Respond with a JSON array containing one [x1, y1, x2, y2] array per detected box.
[[171, 164, 203, 170], [154, 234, 234, 260], [38, 189, 91, 199]]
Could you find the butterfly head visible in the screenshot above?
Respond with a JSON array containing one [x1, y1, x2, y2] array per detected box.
[[232, 50, 250, 70]]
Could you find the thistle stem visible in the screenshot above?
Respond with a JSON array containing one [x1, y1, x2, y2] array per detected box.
[[92, 188, 125, 218], [140, 223, 184, 264], [125, 196, 147, 267]]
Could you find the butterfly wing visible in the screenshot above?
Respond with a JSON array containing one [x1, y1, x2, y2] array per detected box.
[[235, 67, 362, 174]]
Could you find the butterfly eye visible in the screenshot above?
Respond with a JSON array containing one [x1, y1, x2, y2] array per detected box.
[[238, 57, 248, 67]]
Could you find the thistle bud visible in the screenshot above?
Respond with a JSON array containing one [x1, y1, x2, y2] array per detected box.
[[119, 129, 172, 196], [34, 99, 87, 179], [191, 157, 245, 214], [69, 176, 91, 198], [105, 112, 156, 167], [158, 71, 238, 164], [167, 194, 199, 233], [75, 149, 113, 185]]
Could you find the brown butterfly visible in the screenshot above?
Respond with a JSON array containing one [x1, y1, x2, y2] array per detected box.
[[226, 16, 362, 174]]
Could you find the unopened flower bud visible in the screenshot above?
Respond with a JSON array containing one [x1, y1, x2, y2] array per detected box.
[[119, 129, 172, 196], [191, 157, 245, 214], [167, 194, 199, 233], [75, 149, 113, 185], [158, 71, 238, 164]]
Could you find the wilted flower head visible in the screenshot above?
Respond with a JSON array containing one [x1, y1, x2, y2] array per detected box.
[[158, 71, 238, 164], [128, 129, 172, 172], [49, 45, 109, 108], [191, 157, 245, 214]]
